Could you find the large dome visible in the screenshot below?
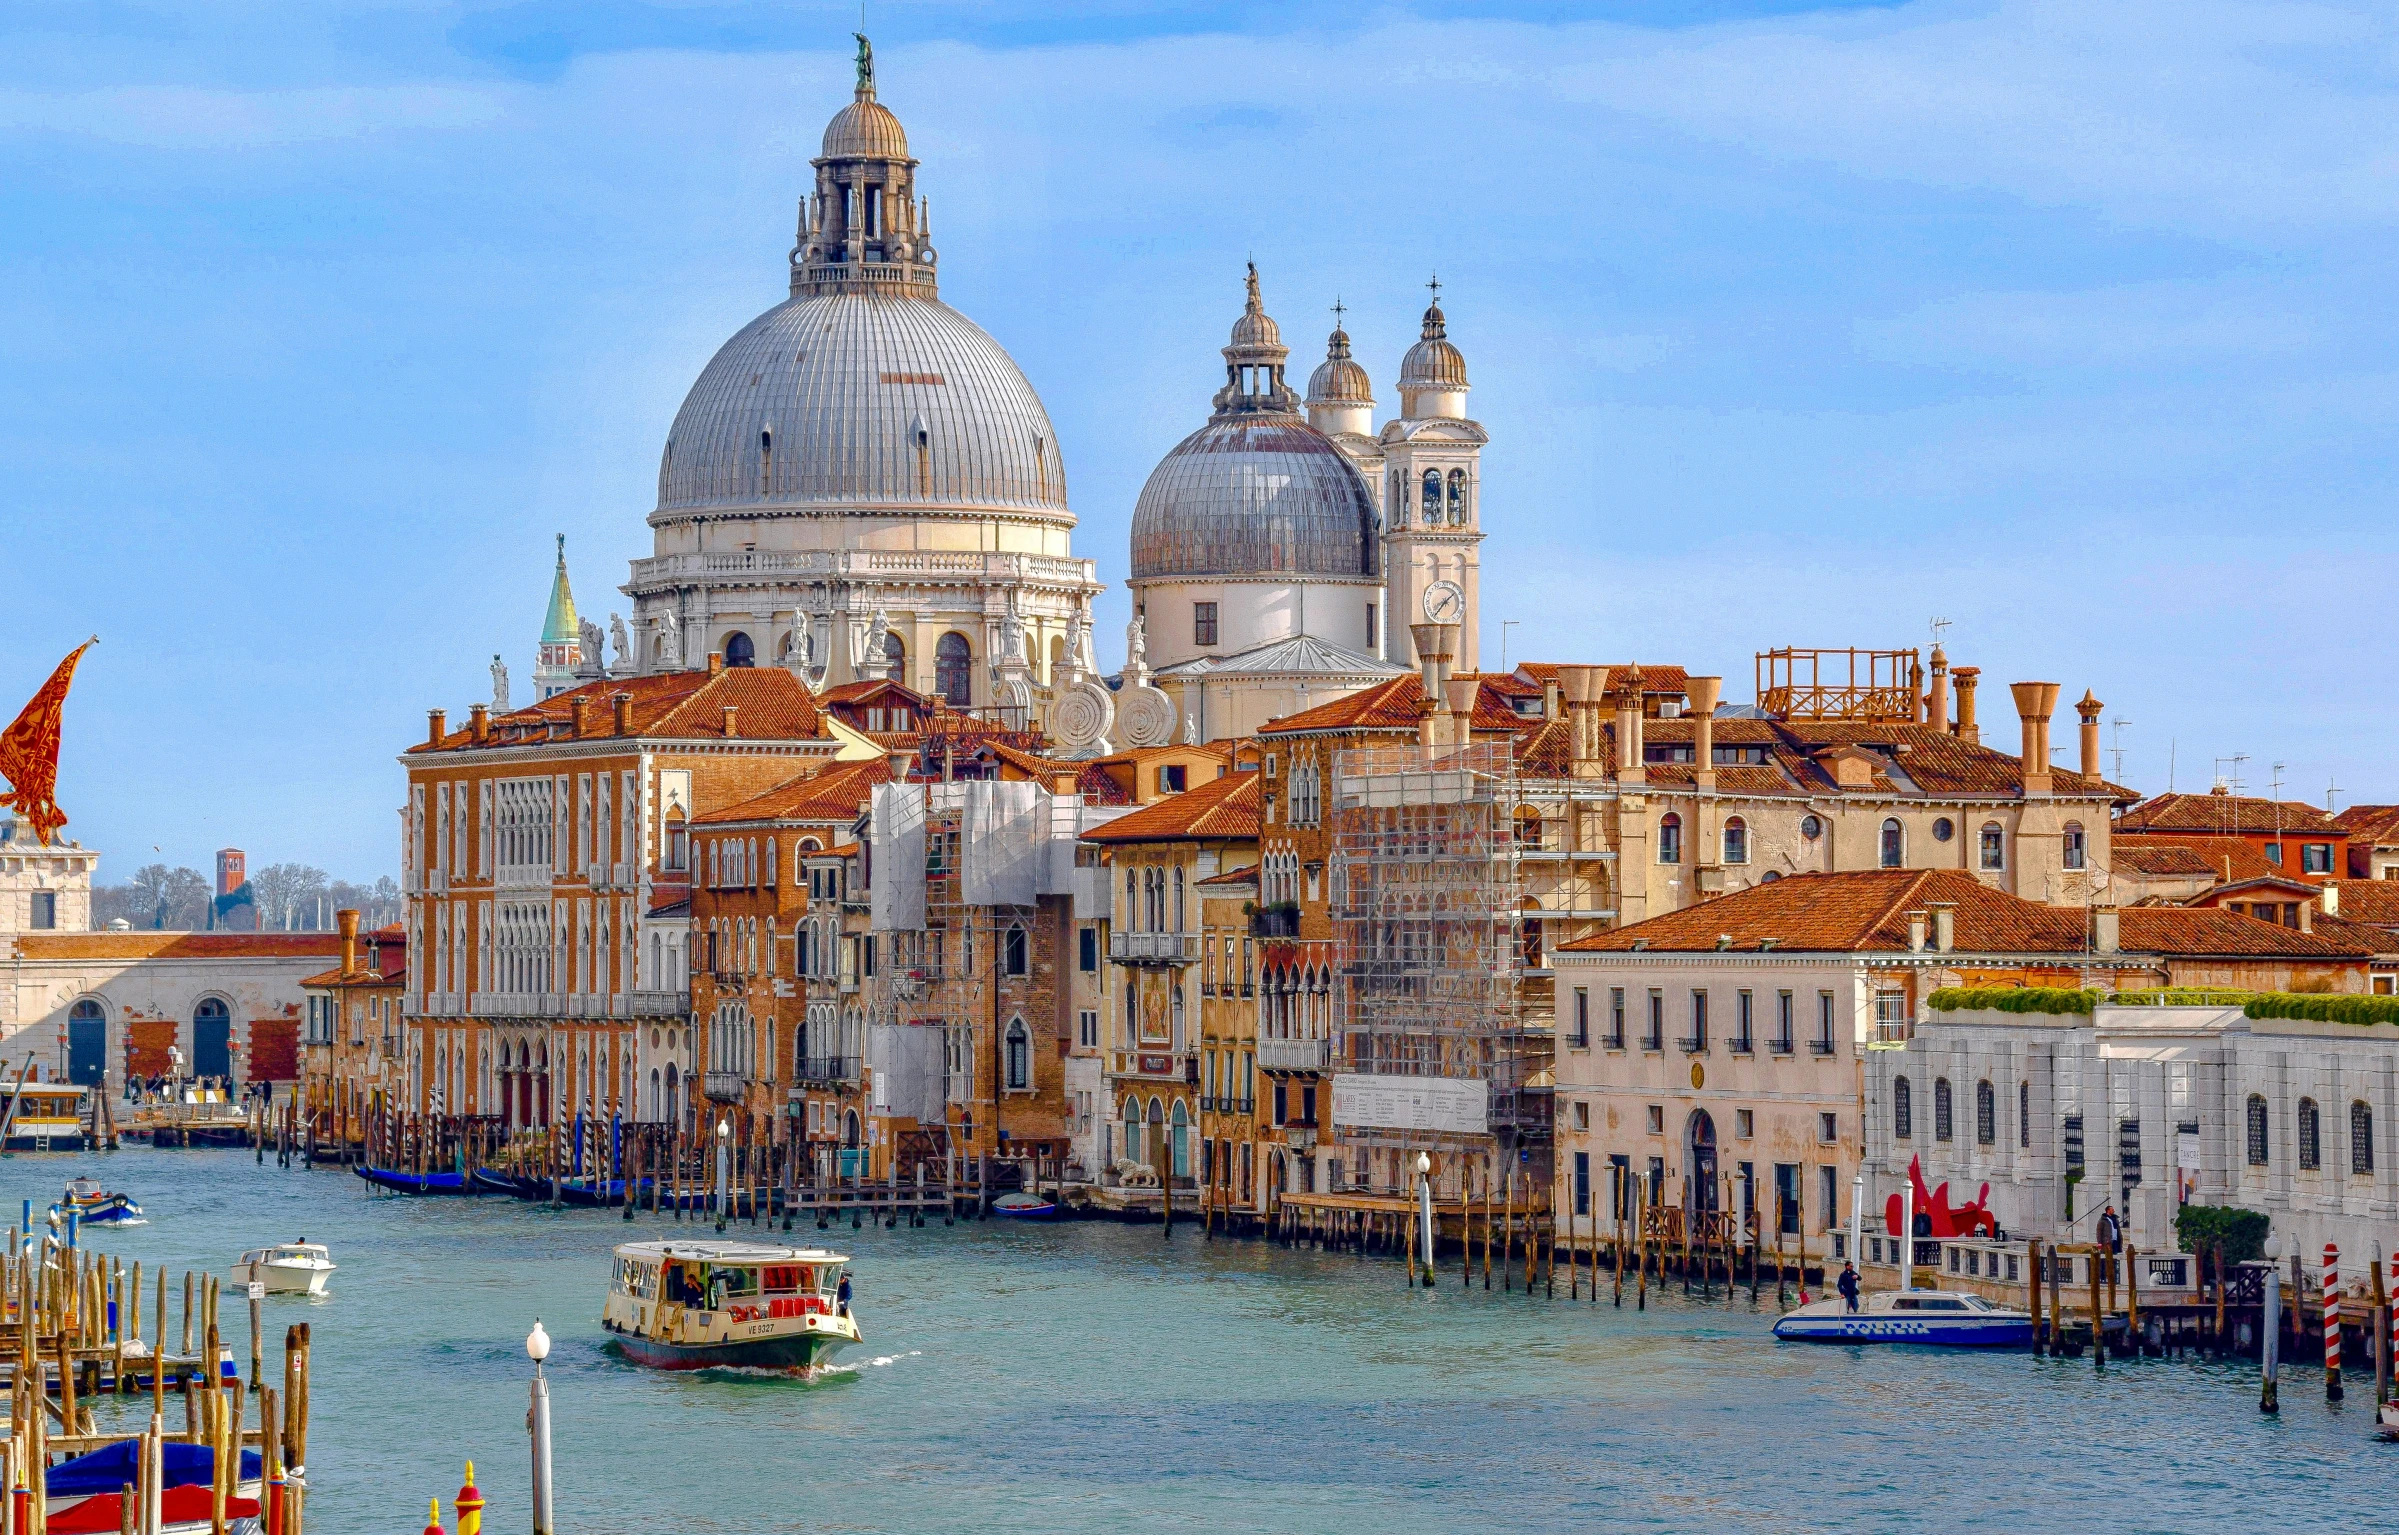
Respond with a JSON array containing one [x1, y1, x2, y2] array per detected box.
[[654, 291, 1069, 520], [1129, 418, 1379, 581]]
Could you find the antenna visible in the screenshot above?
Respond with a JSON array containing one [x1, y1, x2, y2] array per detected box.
[[1929, 616, 1951, 648], [2108, 719, 2130, 784], [1500, 620, 1519, 671], [2168, 737, 2176, 793]]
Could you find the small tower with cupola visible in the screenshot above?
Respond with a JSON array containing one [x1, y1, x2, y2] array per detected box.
[[533, 535, 582, 700], [1378, 282, 1488, 671]]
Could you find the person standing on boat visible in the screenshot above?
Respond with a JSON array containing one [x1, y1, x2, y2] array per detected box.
[[837, 1272, 852, 1318], [1838, 1262, 1861, 1314], [2096, 1205, 2122, 1257]]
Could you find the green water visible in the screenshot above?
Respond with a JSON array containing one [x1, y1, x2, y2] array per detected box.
[[16, 1150, 2389, 1533]]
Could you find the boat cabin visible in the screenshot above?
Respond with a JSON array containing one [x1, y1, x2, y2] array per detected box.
[[2, 1083, 87, 1149], [605, 1242, 848, 1333]]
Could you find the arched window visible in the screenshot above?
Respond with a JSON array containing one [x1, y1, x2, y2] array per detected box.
[[1172, 866, 1185, 931], [935, 632, 973, 705], [2353, 1100, 2374, 1174], [723, 631, 755, 668], [1389, 470, 1409, 528], [2062, 822, 2087, 871], [1124, 1098, 1144, 1168], [1722, 816, 1748, 865], [1879, 819, 1904, 868], [1446, 468, 1467, 523], [880, 631, 906, 683], [1170, 1098, 1191, 1179], [1004, 924, 1028, 977], [665, 809, 687, 871], [1975, 1080, 1995, 1146], [1004, 1018, 1029, 1090], [1657, 813, 1683, 865], [1893, 1076, 1913, 1140], [2298, 1097, 2320, 1170], [1979, 822, 2005, 871], [2246, 1094, 2269, 1166], [1421, 469, 1442, 514], [1933, 1078, 1954, 1142], [2019, 1080, 2030, 1148]]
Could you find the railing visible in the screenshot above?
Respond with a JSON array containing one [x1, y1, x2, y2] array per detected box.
[[793, 1056, 858, 1086], [1642, 1032, 1664, 1052], [1110, 931, 1201, 964], [1729, 1035, 1754, 1055], [627, 991, 689, 1017], [1256, 1037, 1329, 1073], [702, 1071, 747, 1102], [1813, 1035, 1844, 1054], [1769, 1036, 1794, 1056], [1678, 1034, 1708, 1055]]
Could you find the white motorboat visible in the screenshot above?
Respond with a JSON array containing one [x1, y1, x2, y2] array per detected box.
[[1773, 1288, 2034, 1347], [232, 1242, 335, 1297]]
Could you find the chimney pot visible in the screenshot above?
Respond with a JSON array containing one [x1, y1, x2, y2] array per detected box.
[[1928, 647, 1953, 733], [613, 693, 634, 735], [1559, 666, 1612, 778], [427, 708, 447, 748], [2076, 689, 2104, 778], [1928, 901, 1955, 953], [1616, 665, 1646, 786], [2322, 884, 2341, 917], [722, 705, 740, 738], [1687, 676, 1722, 786], [337, 907, 360, 974], [1952, 667, 1980, 744], [708, 651, 726, 676], [2010, 680, 2057, 795], [1907, 910, 1928, 953], [468, 703, 490, 744], [570, 696, 590, 738]]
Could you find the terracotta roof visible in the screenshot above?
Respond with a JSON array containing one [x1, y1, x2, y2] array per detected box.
[[1557, 868, 2369, 959], [1196, 864, 1259, 888], [698, 758, 892, 827], [2326, 879, 2399, 928], [412, 666, 829, 752], [12, 933, 343, 961], [1258, 676, 1425, 736], [2117, 791, 2344, 838], [815, 678, 927, 708], [2110, 834, 2284, 884], [647, 896, 690, 919], [2190, 873, 2322, 904], [2305, 912, 2399, 956], [1514, 662, 1692, 697], [1079, 773, 1261, 844], [2334, 804, 2399, 845]]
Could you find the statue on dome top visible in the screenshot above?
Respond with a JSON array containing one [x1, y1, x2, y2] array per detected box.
[[854, 32, 874, 95]]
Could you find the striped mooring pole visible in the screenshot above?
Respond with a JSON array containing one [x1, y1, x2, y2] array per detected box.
[[2323, 1242, 2344, 1402]]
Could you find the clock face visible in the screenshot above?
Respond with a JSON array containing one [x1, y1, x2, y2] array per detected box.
[[1422, 579, 1465, 624]]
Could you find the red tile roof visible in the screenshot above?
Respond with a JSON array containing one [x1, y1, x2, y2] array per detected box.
[[2334, 804, 2399, 845], [2305, 913, 2399, 956], [2326, 879, 2399, 928], [1258, 677, 1425, 735], [1557, 869, 2369, 958], [1079, 773, 1261, 844], [2111, 835, 2285, 884], [13, 933, 343, 961], [2116, 791, 2344, 838], [1196, 864, 1259, 888], [413, 666, 828, 752], [698, 758, 892, 827]]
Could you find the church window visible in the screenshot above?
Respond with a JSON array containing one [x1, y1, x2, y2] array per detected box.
[[723, 632, 754, 668], [1193, 602, 1218, 647], [1389, 471, 1408, 528], [758, 427, 773, 495], [1422, 469, 1442, 515], [881, 632, 906, 684], [1657, 813, 1682, 865], [1880, 819, 1904, 868], [1446, 469, 1467, 523], [935, 633, 972, 705]]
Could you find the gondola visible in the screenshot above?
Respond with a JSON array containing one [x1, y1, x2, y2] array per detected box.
[[470, 1168, 546, 1199], [351, 1164, 468, 1196], [559, 1178, 653, 1207]]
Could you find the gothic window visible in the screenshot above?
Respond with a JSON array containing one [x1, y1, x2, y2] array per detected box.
[[1004, 924, 1029, 977], [723, 632, 755, 668], [1005, 1018, 1029, 1090], [1893, 1076, 1912, 1140], [935, 632, 972, 705], [1934, 1078, 1953, 1142], [2246, 1095, 2269, 1166], [2353, 1100, 2374, 1174], [1446, 468, 1466, 523]]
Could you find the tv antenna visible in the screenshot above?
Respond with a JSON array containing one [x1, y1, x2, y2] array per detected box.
[[2108, 719, 2131, 784]]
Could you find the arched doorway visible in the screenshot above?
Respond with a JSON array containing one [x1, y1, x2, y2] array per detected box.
[[1685, 1109, 1719, 1216], [722, 631, 755, 667], [192, 998, 232, 1081], [1169, 1099, 1191, 1182], [67, 1000, 106, 1087]]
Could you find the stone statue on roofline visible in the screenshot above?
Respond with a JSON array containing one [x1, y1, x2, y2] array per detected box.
[[653, 613, 682, 671], [863, 610, 891, 679], [578, 618, 607, 678], [1126, 614, 1148, 681], [610, 613, 632, 674], [490, 654, 510, 713]]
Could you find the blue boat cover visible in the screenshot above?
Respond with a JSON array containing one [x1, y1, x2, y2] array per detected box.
[[47, 1441, 261, 1497]]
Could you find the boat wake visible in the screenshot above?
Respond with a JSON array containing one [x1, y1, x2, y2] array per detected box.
[[823, 1349, 921, 1375]]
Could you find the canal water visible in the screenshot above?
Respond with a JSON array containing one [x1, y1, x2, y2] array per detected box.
[[13, 1150, 2388, 1533]]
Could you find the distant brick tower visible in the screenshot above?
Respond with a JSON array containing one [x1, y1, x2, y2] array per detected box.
[[534, 534, 583, 701]]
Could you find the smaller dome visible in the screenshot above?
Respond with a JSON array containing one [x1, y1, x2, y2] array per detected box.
[[822, 93, 909, 160], [1306, 327, 1373, 407], [1399, 300, 1468, 389]]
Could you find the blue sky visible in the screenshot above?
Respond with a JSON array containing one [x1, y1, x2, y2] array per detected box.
[[5, 0, 2396, 879]]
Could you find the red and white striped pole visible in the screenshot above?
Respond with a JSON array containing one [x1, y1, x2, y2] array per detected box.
[[2323, 1241, 2343, 1401]]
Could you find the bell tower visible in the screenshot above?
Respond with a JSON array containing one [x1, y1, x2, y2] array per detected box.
[[1379, 280, 1488, 671]]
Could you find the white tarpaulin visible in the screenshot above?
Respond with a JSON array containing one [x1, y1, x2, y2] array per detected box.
[[870, 782, 925, 932], [867, 1020, 947, 1123], [962, 779, 1041, 907], [1331, 1073, 1489, 1135]]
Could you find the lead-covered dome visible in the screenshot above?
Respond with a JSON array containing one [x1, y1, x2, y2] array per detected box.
[[1306, 325, 1373, 406], [1399, 300, 1468, 388], [655, 291, 1067, 518]]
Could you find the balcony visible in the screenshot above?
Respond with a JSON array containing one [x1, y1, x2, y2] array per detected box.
[[1257, 1037, 1330, 1073], [1815, 1035, 1847, 1054], [702, 1071, 747, 1103], [1110, 931, 1201, 966], [794, 1055, 858, 1086], [1249, 905, 1301, 939], [1678, 1035, 1709, 1055], [1728, 1036, 1755, 1056], [627, 991, 689, 1018], [1768, 1037, 1794, 1056]]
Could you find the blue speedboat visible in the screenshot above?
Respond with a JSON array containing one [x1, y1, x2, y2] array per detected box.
[[991, 1191, 1059, 1220], [1772, 1289, 2034, 1348]]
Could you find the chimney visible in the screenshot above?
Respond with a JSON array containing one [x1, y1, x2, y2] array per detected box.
[[1910, 658, 1926, 724], [887, 749, 915, 780], [708, 650, 726, 676], [1952, 667, 1980, 744], [2093, 905, 2120, 953], [2076, 689, 2104, 778], [1928, 901, 1955, 953], [1616, 664, 1647, 786], [721, 705, 740, 739], [1559, 665, 1612, 780], [2323, 884, 2341, 917], [1049, 769, 1080, 797], [570, 696, 590, 738], [1445, 676, 1480, 745], [427, 709, 447, 748], [1686, 675, 1722, 791], [1542, 677, 1564, 721], [1927, 646, 1951, 733], [2011, 682, 2047, 795], [613, 693, 634, 736], [1410, 623, 1458, 747], [338, 907, 360, 975], [468, 703, 490, 744], [1907, 910, 1928, 953], [2298, 901, 2313, 934]]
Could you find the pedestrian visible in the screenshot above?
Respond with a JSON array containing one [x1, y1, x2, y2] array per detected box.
[[836, 1270, 853, 1318], [1838, 1261, 1861, 1314], [2097, 1204, 2122, 1256]]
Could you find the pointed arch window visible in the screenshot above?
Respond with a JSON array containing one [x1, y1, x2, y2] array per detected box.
[[1975, 1080, 1996, 1145], [1004, 923, 1029, 977], [1004, 1017, 1029, 1090], [1893, 1075, 1913, 1140], [2352, 1100, 2374, 1174]]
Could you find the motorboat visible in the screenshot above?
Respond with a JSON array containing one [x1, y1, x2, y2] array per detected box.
[[991, 1191, 1059, 1220], [47, 1439, 262, 1509], [601, 1240, 859, 1378], [1772, 1288, 2034, 1348], [2379, 1397, 2399, 1442], [58, 1179, 143, 1224], [232, 1242, 335, 1297]]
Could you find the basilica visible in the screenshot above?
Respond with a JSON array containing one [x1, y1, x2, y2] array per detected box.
[[542, 40, 1490, 747]]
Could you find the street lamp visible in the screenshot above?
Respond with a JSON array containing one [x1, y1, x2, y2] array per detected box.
[[525, 1321, 553, 1534], [715, 1118, 732, 1233], [1414, 1152, 1435, 1288], [2261, 1232, 2282, 1415]]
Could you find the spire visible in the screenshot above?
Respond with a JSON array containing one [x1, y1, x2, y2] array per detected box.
[[542, 534, 579, 644]]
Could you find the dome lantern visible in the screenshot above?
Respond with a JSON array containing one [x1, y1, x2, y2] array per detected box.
[[792, 33, 937, 300]]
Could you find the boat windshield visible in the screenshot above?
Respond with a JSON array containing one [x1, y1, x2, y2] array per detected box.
[[1959, 1295, 1994, 1311]]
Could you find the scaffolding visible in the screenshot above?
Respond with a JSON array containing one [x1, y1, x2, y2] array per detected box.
[[1329, 742, 1536, 1166]]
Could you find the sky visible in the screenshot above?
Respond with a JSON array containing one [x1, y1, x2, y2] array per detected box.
[[5, 0, 2397, 881]]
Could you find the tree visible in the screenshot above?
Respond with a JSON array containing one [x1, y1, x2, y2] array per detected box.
[[247, 863, 329, 932], [98, 864, 211, 930]]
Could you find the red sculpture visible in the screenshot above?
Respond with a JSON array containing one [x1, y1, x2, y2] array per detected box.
[[1883, 1154, 1996, 1239], [0, 640, 93, 846]]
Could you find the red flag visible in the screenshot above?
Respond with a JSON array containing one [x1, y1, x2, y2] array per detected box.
[[0, 639, 94, 845]]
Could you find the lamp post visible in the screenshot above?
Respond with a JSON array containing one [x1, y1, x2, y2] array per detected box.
[[2261, 1233, 2281, 1415], [525, 1321, 553, 1534], [715, 1119, 731, 1234], [1415, 1152, 1436, 1288]]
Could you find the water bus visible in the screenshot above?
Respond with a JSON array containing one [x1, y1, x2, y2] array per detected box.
[[600, 1240, 858, 1376], [1, 1082, 88, 1151], [1772, 1288, 2034, 1347]]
